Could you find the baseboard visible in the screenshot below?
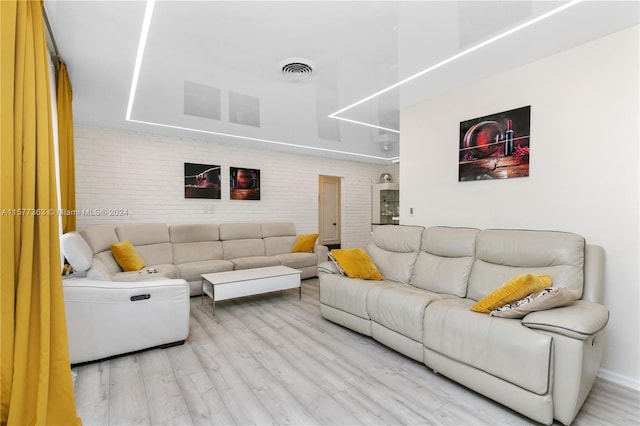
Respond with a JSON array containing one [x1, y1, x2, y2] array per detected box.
[[598, 368, 640, 392]]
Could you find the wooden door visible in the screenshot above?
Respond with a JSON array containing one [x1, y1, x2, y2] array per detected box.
[[318, 175, 341, 247]]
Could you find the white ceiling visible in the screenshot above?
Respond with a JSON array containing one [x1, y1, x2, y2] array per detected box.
[[44, 1, 639, 163]]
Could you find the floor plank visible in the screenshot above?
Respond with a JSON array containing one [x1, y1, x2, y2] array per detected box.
[[73, 278, 640, 426]]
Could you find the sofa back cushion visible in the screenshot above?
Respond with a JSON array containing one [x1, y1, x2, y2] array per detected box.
[[410, 226, 479, 297], [169, 224, 219, 243], [169, 224, 223, 264], [467, 229, 585, 302], [222, 239, 265, 260], [366, 225, 424, 284], [264, 236, 297, 256], [218, 223, 265, 260], [115, 224, 173, 266], [80, 226, 118, 254], [261, 222, 298, 256], [261, 222, 296, 238], [219, 222, 262, 240], [80, 226, 122, 273]]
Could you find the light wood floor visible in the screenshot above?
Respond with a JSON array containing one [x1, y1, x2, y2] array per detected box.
[[73, 278, 640, 426]]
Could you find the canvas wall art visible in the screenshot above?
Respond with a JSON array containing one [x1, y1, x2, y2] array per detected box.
[[184, 163, 221, 199], [230, 167, 260, 200], [458, 106, 531, 181]]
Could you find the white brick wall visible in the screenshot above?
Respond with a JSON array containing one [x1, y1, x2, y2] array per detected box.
[[74, 126, 394, 248]]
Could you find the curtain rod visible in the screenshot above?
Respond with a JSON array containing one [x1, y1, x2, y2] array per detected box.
[[42, 5, 61, 61]]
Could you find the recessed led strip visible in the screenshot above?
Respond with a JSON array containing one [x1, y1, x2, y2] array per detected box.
[[126, 0, 155, 121], [128, 118, 393, 161], [328, 0, 585, 132]]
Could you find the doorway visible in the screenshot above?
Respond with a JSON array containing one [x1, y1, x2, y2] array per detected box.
[[318, 175, 341, 249]]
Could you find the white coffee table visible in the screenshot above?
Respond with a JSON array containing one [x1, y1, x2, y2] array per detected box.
[[201, 265, 301, 314]]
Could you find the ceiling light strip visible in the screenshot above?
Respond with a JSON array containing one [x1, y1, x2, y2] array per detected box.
[[126, 0, 156, 120], [128, 118, 393, 161], [333, 117, 401, 134], [328, 0, 585, 129]]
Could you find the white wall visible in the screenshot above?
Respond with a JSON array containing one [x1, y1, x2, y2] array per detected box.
[[400, 26, 639, 388], [74, 126, 393, 249]]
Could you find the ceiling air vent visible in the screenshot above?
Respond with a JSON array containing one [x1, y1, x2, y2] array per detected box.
[[279, 58, 314, 81]]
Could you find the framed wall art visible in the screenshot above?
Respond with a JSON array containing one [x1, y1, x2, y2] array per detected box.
[[230, 167, 260, 200], [184, 162, 221, 199], [458, 106, 531, 181]]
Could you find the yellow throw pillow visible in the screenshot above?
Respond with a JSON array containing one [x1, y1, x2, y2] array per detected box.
[[111, 240, 145, 271], [470, 273, 552, 313], [291, 233, 319, 253], [330, 248, 383, 280]]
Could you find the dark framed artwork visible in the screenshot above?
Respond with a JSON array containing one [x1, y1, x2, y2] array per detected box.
[[184, 163, 221, 199], [230, 167, 260, 200], [458, 106, 531, 181]]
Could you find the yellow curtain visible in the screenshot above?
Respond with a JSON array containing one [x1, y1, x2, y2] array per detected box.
[[57, 62, 75, 233], [0, 1, 81, 425]]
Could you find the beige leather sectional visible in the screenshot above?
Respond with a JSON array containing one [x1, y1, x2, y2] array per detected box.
[[319, 225, 609, 425], [60, 221, 327, 364], [78, 222, 328, 295]]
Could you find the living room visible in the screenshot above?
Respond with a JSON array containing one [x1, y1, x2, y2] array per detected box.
[[2, 1, 638, 425]]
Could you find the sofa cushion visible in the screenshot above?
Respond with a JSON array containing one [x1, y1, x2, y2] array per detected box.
[[424, 298, 552, 395], [411, 253, 474, 297], [275, 252, 317, 270], [264, 236, 297, 256], [366, 225, 424, 284], [86, 258, 111, 281], [135, 242, 174, 266], [260, 222, 296, 238], [222, 239, 265, 260], [231, 256, 280, 270], [169, 223, 219, 243], [176, 260, 234, 282], [111, 240, 146, 271], [173, 241, 224, 264], [470, 273, 552, 313], [219, 222, 263, 240], [467, 229, 585, 302], [115, 223, 170, 246], [410, 227, 479, 297], [319, 274, 388, 320], [146, 263, 180, 279], [367, 284, 455, 342], [291, 234, 319, 253], [80, 226, 118, 254], [95, 250, 123, 274]]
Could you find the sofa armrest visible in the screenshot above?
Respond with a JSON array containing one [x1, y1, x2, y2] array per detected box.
[[63, 277, 187, 292], [318, 260, 339, 275], [522, 300, 609, 340], [62, 277, 190, 364], [314, 244, 329, 265]]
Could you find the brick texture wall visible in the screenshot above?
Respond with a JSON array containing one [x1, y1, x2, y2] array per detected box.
[[73, 126, 397, 248]]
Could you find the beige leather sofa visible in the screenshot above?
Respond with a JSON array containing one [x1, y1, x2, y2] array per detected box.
[[319, 225, 609, 426], [60, 222, 326, 364], [77, 222, 328, 295]]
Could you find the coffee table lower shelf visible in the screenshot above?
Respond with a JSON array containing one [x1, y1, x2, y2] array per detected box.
[[201, 266, 302, 315]]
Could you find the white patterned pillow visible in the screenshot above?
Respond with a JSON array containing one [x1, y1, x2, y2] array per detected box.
[[490, 287, 579, 319], [328, 252, 345, 276]]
